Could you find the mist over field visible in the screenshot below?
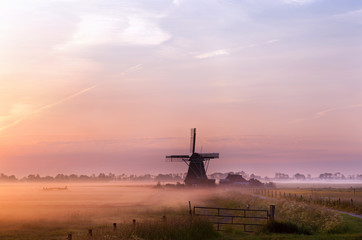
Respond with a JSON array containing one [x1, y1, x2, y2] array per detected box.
[[0, 182, 215, 223]]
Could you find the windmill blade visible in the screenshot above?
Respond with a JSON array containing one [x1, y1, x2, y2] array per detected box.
[[200, 153, 219, 159], [190, 128, 196, 153], [166, 155, 190, 162]]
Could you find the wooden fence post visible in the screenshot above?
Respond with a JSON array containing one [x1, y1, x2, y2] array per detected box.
[[269, 205, 275, 222], [67, 233, 72, 240], [113, 223, 117, 231], [88, 229, 93, 237], [189, 201, 192, 216]]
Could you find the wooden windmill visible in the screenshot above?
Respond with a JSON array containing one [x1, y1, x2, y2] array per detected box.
[[166, 128, 219, 185]]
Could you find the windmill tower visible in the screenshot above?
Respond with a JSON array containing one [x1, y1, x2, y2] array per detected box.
[[166, 128, 219, 186]]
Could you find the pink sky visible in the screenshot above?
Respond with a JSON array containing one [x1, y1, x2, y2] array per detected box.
[[0, 0, 361, 177]]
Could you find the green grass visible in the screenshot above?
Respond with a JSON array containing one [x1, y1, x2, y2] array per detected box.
[[218, 215, 362, 240], [72, 216, 219, 240]]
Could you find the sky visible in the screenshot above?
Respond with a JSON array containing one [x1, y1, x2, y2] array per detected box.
[[0, 0, 361, 178]]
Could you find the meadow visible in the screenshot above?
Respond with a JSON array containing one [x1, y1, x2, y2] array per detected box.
[[0, 182, 361, 240]]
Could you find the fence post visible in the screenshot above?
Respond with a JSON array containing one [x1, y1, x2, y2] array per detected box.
[[162, 215, 167, 222], [269, 205, 275, 222], [88, 229, 93, 237], [351, 199, 354, 206], [189, 201, 192, 216], [67, 233, 72, 240], [113, 223, 117, 231]]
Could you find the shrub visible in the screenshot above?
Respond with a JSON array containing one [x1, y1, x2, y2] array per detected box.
[[261, 220, 311, 234]]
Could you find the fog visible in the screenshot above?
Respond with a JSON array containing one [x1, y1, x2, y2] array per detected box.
[[0, 182, 224, 225]]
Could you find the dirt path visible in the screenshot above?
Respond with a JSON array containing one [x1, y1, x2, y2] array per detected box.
[[327, 209, 362, 219]]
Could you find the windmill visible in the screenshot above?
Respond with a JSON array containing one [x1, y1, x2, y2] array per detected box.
[[166, 128, 219, 185]]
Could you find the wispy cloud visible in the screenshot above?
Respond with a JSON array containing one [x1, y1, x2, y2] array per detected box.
[[333, 9, 362, 25], [172, 0, 181, 7], [283, 0, 316, 5], [265, 39, 280, 44], [195, 49, 229, 59], [194, 39, 280, 60], [120, 64, 143, 76], [57, 10, 171, 50], [292, 104, 362, 123]]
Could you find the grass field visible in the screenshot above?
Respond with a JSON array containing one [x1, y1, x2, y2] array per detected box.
[[251, 184, 362, 215], [0, 182, 361, 239]]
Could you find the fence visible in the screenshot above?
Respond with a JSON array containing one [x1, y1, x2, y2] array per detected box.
[[193, 205, 274, 232], [251, 188, 359, 207]]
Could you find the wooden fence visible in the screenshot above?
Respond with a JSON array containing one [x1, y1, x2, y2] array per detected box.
[[193, 205, 274, 232]]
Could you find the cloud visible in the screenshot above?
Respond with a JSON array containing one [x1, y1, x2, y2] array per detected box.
[[57, 11, 171, 50], [172, 0, 181, 7], [333, 9, 362, 25], [194, 39, 278, 60], [283, 0, 316, 5], [265, 39, 280, 44], [195, 49, 229, 59]]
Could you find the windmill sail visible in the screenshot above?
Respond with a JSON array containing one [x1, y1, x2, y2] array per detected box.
[[190, 128, 196, 153], [200, 153, 219, 159], [165, 155, 190, 162]]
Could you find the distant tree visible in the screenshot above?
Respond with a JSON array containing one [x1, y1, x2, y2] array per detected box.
[[43, 176, 54, 181], [79, 175, 90, 181], [319, 173, 333, 179], [69, 174, 78, 180], [275, 173, 289, 179], [294, 173, 306, 180], [155, 174, 175, 182]]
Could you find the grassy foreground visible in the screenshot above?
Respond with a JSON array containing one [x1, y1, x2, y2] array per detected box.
[[0, 185, 361, 240]]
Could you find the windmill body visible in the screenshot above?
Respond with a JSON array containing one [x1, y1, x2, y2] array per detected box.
[[166, 128, 219, 186]]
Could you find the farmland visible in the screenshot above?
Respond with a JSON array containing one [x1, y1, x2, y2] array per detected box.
[[0, 182, 361, 239]]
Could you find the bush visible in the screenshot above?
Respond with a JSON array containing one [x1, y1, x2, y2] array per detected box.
[[262, 220, 311, 234]]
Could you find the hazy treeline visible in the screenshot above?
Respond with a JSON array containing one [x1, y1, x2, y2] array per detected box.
[[0, 172, 185, 182], [273, 172, 362, 181], [0, 171, 361, 182]]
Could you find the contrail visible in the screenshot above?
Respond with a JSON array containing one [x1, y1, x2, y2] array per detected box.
[[0, 85, 96, 132], [292, 104, 362, 123], [0, 64, 143, 132]]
